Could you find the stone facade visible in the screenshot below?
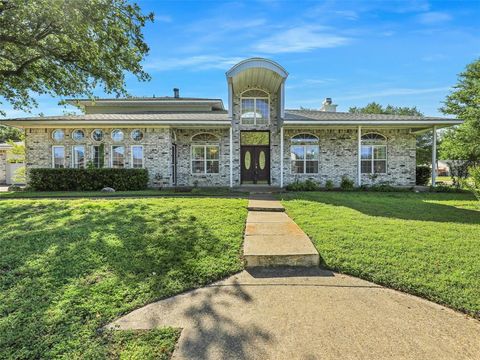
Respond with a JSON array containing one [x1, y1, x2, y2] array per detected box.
[[0, 150, 6, 184]]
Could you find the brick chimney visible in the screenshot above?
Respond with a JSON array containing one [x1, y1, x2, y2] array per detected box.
[[173, 88, 180, 98]]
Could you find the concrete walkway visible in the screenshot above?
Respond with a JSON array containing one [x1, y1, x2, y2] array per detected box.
[[108, 268, 480, 359], [244, 195, 319, 267]]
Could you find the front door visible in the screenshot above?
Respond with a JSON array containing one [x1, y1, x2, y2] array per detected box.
[[241, 146, 270, 184]]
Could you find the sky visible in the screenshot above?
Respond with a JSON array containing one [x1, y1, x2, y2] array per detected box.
[[3, 0, 480, 118]]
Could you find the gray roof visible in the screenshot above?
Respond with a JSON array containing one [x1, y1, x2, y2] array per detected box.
[[284, 110, 448, 121]]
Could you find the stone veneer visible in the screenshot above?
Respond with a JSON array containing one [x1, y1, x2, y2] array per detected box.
[[0, 150, 7, 184]]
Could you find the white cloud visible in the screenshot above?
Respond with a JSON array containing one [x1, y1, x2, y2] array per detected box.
[[337, 86, 450, 101], [417, 12, 452, 25], [144, 55, 244, 72], [155, 15, 172, 23], [254, 26, 350, 54]]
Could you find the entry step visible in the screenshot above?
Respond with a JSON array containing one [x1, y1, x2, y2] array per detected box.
[[247, 199, 285, 212]]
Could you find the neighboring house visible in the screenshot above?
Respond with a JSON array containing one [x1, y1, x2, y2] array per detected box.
[[437, 160, 451, 177], [0, 142, 24, 185], [0, 58, 462, 188]]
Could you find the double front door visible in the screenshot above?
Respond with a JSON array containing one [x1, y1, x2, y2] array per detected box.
[[241, 145, 270, 184]]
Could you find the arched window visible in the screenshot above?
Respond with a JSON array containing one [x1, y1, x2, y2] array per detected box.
[[291, 133, 319, 174], [361, 133, 387, 174], [191, 133, 219, 174], [241, 89, 269, 125]]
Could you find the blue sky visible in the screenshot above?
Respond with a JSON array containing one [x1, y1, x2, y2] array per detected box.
[[3, 0, 480, 118]]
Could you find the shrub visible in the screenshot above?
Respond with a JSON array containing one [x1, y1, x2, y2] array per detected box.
[[29, 168, 149, 191], [286, 179, 319, 191], [340, 176, 355, 191], [467, 166, 480, 200], [416, 165, 431, 186], [325, 179, 334, 191]]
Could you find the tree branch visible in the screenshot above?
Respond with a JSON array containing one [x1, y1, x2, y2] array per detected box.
[[0, 55, 42, 77]]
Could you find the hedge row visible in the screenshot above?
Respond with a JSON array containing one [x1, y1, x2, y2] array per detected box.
[[29, 168, 149, 191]]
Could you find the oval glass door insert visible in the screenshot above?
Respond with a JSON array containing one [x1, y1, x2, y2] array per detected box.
[[244, 151, 251, 170], [259, 150, 266, 170]]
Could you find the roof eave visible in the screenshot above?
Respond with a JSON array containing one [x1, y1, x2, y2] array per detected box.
[[0, 120, 232, 128], [282, 120, 463, 128]]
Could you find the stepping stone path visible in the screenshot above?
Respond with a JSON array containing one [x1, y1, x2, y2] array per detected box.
[[243, 195, 319, 267]]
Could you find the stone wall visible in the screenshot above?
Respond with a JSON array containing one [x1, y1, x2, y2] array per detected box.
[[0, 150, 6, 184]]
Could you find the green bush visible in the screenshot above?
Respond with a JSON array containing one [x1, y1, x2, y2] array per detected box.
[[467, 166, 480, 200], [29, 168, 149, 191], [286, 179, 319, 191], [340, 176, 355, 191], [325, 180, 334, 191], [360, 183, 410, 192], [416, 165, 431, 185]]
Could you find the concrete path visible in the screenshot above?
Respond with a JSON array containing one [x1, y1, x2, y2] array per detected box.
[[244, 195, 319, 267], [108, 268, 480, 360]]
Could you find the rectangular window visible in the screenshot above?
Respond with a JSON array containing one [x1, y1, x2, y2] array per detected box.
[[191, 145, 219, 174], [92, 145, 105, 168], [72, 145, 85, 168], [291, 145, 319, 174], [52, 146, 65, 168], [241, 98, 269, 125], [131, 145, 144, 168], [111, 145, 125, 168], [361, 145, 387, 174]]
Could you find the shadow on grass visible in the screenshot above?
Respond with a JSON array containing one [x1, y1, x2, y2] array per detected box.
[[0, 198, 245, 358], [282, 192, 480, 224]]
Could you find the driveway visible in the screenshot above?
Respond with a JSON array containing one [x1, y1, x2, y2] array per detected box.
[[108, 268, 480, 359]]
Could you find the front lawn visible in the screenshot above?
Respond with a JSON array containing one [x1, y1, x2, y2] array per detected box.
[[281, 192, 480, 318], [0, 197, 247, 359]]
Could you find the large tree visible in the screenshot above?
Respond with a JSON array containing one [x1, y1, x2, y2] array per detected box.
[[348, 102, 431, 164], [0, 0, 154, 116], [439, 58, 480, 162]]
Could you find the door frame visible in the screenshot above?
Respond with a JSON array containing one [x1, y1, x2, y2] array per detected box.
[[240, 130, 271, 185]]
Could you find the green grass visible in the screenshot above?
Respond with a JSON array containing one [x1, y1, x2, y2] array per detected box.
[[0, 197, 247, 359], [281, 192, 480, 318]]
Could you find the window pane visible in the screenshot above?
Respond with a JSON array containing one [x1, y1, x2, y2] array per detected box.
[[72, 130, 85, 142], [374, 146, 386, 160], [206, 160, 219, 174], [306, 161, 318, 174], [292, 134, 318, 143], [72, 146, 85, 168], [192, 161, 204, 174], [291, 146, 305, 160], [53, 147, 64, 168], [374, 160, 386, 173], [111, 129, 124, 142], [131, 129, 144, 141], [132, 146, 143, 168], [240, 132, 269, 145], [241, 99, 255, 124], [292, 161, 305, 174], [306, 145, 319, 160], [92, 145, 104, 168], [91, 129, 104, 142], [206, 146, 219, 160], [112, 146, 125, 168], [192, 146, 205, 160], [255, 99, 269, 121], [361, 160, 372, 174], [361, 146, 372, 160], [52, 129, 64, 142]]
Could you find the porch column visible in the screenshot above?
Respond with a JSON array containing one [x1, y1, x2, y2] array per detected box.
[[227, 80, 233, 119], [432, 125, 437, 187], [280, 81, 285, 119], [229, 126, 233, 188], [280, 126, 284, 188], [357, 126, 362, 187]]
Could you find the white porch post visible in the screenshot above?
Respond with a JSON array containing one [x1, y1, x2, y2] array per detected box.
[[280, 81, 285, 119], [227, 80, 233, 119], [280, 126, 284, 188], [357, 126, 362, 187], [432, 125, 437, 187], [229, 126, 233, 188]]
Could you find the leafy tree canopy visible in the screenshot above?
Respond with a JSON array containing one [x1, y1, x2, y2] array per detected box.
[[0, 0, 154, 116], [0, 125, 23, 142], [439, 59, 480, 162]]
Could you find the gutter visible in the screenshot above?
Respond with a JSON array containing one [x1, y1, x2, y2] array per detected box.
[[283, 120, 463, 126]]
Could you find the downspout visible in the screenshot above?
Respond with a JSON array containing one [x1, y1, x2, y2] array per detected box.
[[229, 126, 233, 188], [357, 126, 362, 187], [280, 126, 284, 188], [432, 125, 437, 187]]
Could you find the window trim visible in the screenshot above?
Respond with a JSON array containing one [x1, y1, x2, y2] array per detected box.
[[52, 145, 65, 168], [240, 89, 270, 125], [191, 144, 220, 175], [360, 132, 387, 175], [290, 133, 320, 175], [72, 145, 86, 168], [130, 145, 144, 168], [111, 145, 126, 168]]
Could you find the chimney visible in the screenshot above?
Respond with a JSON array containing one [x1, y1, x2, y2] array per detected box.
[[173, 88, 180, 98], [320, 97, 337, 112]]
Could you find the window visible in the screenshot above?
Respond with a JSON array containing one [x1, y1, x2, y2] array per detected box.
[[52, 129, 64, 142], [191, 133, 219, 174], [111, 145, 125, 168], [111, 129, 124, 142], [131, 145, 144, 168], [72, 129, 85, 142], [91, 129, 104, 142], [131, 129, 144, 141], [92, 144, 105, 168], [361, 133, 387, 174], [72, 145, 85, 168], [52, 146, 65, 168], [291, 134, 319, 174], [241, 90, 269, 125]]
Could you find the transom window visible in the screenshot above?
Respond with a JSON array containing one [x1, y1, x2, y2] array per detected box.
[[131, 129, 144, 141], [191, 133, 219, 174], [91, 129, 104, 142], [52, 129, 64, 142], [241, 89, 269, 125], [72, 129, 85, 142], [111, 129, 124, 142], [361, 133, 387, 174], [291, 134, 319, 174]]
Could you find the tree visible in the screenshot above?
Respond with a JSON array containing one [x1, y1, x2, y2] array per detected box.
[[0, 125, 23, 142], [439, 59, 480, 163], [348, 102, 431, 164], [0, 0, 154, 116]]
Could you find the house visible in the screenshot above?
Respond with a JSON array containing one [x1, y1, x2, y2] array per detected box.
[[0, 58, 462, 188]]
